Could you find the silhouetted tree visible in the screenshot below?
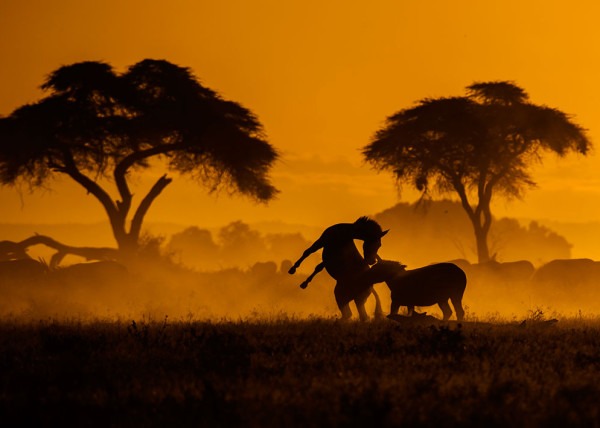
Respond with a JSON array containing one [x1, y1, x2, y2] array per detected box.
[[363, 81, 590, 262], [0, 60, 278, 258]]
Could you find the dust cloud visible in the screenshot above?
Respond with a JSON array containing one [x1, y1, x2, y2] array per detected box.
[[0, 257, 339, 322], [0, 223, 337, 321], [1, 208, 600, 322], [2, 255, 599, 323]]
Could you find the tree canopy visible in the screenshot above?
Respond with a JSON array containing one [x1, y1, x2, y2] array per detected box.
[[0, 59, 279, 257], [363, 81, 591, 262]]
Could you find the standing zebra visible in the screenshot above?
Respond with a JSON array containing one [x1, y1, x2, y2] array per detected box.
[[357, 259, 467, 321]]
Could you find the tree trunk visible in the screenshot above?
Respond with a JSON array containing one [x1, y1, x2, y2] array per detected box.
[[473, 224, 491, 263], [454, 185, 492, 264], [106, 174, 173, 260], [116, 233, 139, 262], [104, 211, 144, 263]]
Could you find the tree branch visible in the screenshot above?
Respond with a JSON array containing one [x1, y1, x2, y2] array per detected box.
[[116, 144, 182, 179], [113, 143, 183, 218], [129, 174, 173, 242], [0, 235, 119, 268], [452, 177, 476, 223], [58, 152, 119, 220], [55, 151, 132, 246]]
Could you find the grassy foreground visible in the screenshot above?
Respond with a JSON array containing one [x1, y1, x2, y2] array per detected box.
[[1, 316, 600, 427]]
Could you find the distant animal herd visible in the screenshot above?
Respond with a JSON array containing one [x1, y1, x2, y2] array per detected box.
[[0, 259, 128, 288]]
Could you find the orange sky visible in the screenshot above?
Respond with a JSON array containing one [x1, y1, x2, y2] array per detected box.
[[1, 0, 599, 230]]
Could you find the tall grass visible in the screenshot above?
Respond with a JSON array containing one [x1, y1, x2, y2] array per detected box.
[[1, 316, 600, 426]]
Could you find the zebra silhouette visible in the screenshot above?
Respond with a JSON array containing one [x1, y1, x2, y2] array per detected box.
[[288, 217, 388, 321]]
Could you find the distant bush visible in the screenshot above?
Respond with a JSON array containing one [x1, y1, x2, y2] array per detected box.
[[167, 222, 313, 271]]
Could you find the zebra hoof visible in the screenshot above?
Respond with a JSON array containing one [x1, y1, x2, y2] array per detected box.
[[288, 266, 297, 274], [300, 282, 308, 289]]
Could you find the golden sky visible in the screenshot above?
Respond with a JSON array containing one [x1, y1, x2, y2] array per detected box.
[[1, 0, 599, 229]]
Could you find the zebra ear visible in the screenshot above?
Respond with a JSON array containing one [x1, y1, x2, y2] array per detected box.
[[381, 229, 389, 237]]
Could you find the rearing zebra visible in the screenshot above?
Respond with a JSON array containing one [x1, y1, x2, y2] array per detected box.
[[288, 217, 388, 321]]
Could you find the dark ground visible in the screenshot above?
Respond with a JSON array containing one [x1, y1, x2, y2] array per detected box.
[[1, 316, 599, 427]]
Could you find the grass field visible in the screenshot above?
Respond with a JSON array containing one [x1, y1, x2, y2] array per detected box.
[[1, 315, 600, 427]]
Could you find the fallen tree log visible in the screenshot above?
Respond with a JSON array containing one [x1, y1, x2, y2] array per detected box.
[[0, 235, 119, 268]]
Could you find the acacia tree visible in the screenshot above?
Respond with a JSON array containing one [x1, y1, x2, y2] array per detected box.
[[363, 81, 590, 263], [0, 59, 278, 259]]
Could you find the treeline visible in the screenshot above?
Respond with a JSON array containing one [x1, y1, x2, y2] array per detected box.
[[166, 221, 314, 272]]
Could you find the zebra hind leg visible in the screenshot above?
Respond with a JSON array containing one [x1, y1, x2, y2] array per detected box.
[[438, 300, 453, 321], [450, 296, 465, 322], [371, 288, 385, 319]]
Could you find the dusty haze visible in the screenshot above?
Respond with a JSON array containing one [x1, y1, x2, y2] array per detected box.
[[1, 201, 598, 322]]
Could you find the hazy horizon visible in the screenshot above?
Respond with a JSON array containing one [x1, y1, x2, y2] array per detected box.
[[3, 203, 600, 264]]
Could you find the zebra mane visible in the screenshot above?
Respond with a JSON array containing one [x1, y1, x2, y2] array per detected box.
[[354, 216, 382, 230], [354, 216, 385, 239], [377, 259, 407, 272], [355, 216, 373, 225], [369, 259, 406, 281]]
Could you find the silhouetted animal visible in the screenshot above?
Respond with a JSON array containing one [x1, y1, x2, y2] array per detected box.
[[387, 312, 442, 325], [467, 260, 535, 284], [0, 259, 47, 284], [288, 217, 388, 320], [366, 260, 467, 321], [250, 261, 278, 279], [445, 259, 471, 272], [50, 261, 128, 286], [531, 258, 600, 289]]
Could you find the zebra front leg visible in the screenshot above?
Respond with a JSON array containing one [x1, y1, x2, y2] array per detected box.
[[289, 239, 323, 274], [299, 262, 325, 289], [339, 304, 352, 320], [355, 288, 372, 322]]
